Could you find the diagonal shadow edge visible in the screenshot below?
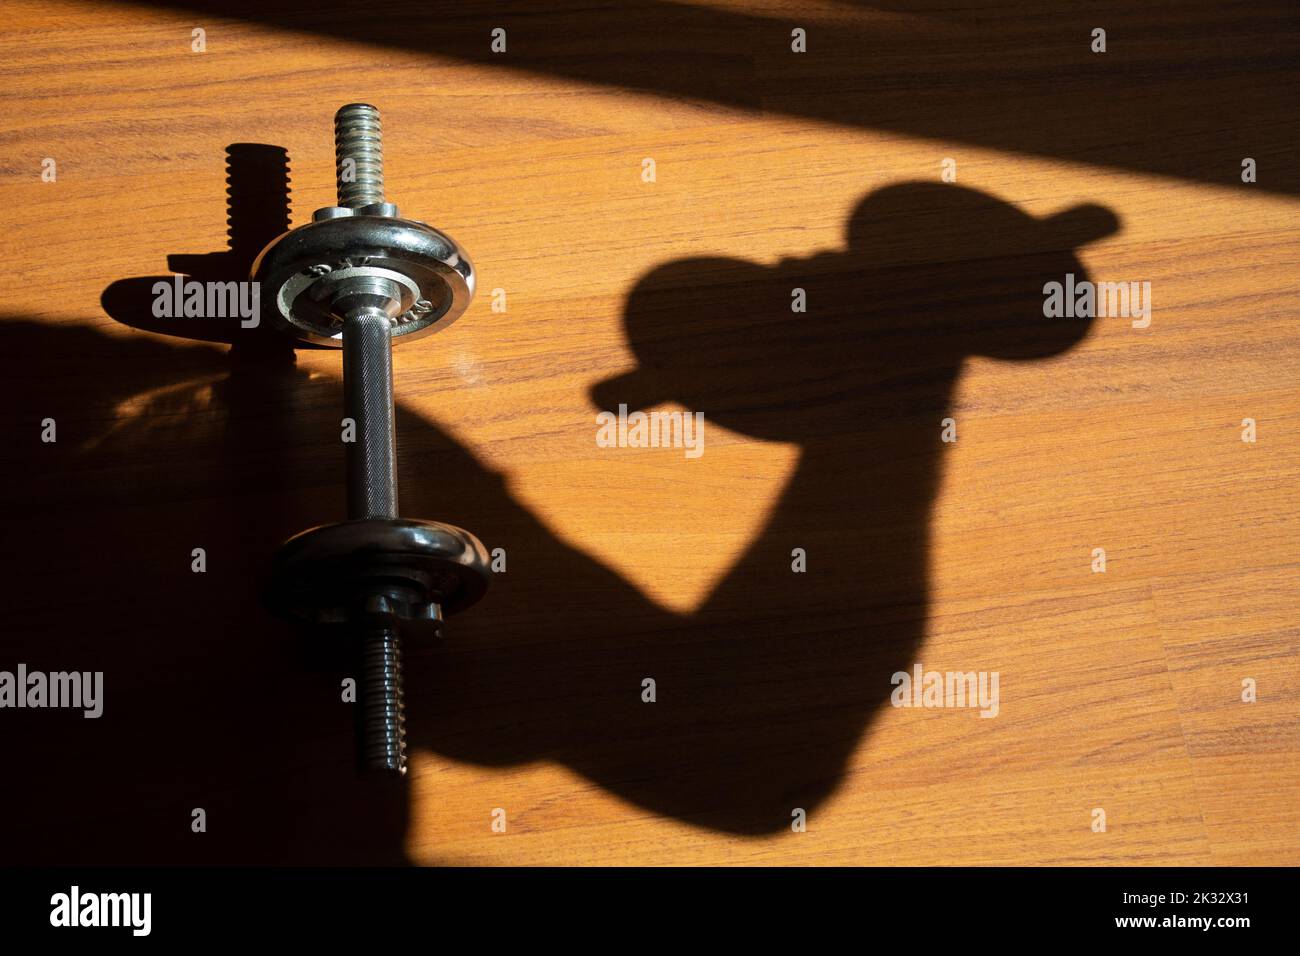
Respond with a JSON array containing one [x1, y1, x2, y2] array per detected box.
[[134, 0, 1300, 196]]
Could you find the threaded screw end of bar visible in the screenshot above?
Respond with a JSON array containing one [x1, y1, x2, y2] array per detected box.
[[335, 103, 384, 209], [358, 625, 407, 776]]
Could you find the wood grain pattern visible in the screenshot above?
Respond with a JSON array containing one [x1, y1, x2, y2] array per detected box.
[[0, 0, 1296, 866]]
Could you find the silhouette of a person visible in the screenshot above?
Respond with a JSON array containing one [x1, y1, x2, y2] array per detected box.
[[412, 182, 1118, 833], [0, 176, 1117, 862]]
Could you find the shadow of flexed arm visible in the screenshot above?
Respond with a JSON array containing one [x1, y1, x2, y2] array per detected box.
[[405, 182, 1118, 833]]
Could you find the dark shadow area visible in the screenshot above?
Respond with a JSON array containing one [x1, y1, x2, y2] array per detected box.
[[0, 144, 1113, 860], [0, 145, 409, 864], [143, 0, 1298, 195]]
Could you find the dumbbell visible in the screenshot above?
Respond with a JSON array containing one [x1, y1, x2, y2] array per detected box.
[[253, 104, 490, 776]]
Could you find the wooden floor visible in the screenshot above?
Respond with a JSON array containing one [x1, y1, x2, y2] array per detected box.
[[1, 1, 1296, 865]]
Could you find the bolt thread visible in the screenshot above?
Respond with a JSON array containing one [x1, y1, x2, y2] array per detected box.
[[335, 103, 384, 208], [225, 143, 290, 265], [358, 626, 407, 775]]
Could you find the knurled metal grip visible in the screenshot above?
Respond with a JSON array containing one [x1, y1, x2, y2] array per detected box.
[[256, 104, 491, 777], [343, 311, 399, 519]]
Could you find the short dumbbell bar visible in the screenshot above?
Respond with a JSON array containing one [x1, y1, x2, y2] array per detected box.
[[254, 104, 490, 776]]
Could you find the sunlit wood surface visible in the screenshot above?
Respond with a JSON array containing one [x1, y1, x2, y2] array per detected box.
[[0, 0, 1296, 865]]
